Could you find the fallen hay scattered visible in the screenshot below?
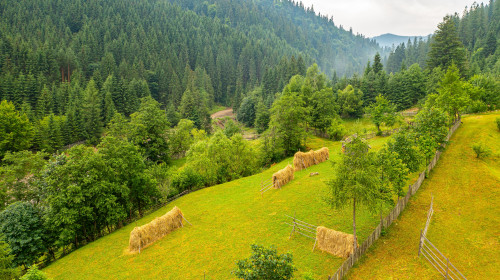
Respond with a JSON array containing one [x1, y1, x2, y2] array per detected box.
[[316, 226, 357, 258], [272, 164, 294, 189], [293, 147, 330, 171], [129, 206, 184, 253]]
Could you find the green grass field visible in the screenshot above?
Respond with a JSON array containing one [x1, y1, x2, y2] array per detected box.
[[346, 112, 500, 280], [342, 116, 411, 137], [43, 134, 393, 280]]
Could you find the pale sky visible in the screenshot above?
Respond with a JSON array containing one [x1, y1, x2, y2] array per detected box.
[[299, 0, 481, 37]]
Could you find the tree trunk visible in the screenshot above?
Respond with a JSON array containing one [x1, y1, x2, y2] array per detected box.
[[353, 197, 357, 251]]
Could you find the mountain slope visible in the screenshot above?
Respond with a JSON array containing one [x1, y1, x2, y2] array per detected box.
[[373, 33, 429, 48], [0, 0, 382, 110]]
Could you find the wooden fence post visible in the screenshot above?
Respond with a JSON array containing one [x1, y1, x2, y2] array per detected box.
[[418, 229, 423, 256], [446, 258, 449, 279], [289, 213, 296, 239]]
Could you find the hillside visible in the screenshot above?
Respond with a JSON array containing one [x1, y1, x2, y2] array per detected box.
[[0, 0, 381, 109], [346, 113, 500, 279], [42, 135, 393, 279], [372, 33, 429, 48]]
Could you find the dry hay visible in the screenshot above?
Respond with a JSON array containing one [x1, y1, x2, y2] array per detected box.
[[293, 147, 330, 171], [315, 147, 329, 162], [129, 206, 184, 253], [316, 226, 358, 258], [272, 164, 294, 189]]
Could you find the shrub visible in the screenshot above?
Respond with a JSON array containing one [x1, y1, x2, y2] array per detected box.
[[472, 143, 491, 158], [223, 119, 241, 138], [327, 118, 346, 141], [0, 237, 20, 279], [233, 244, 296, 280], [466, 100, 488, 113], [20, 265, 49, 280], [171, 167, 205, 192]]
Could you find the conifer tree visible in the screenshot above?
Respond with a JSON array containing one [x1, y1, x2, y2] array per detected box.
[[82, 79, 102, 144], [428, 15, 468, 75]]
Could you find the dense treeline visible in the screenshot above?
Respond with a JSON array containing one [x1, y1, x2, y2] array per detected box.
[[0, 0, 383, 154], [0, 0, 380, 112], [386, 0, 500, 75], [332, 0, 500, 112]]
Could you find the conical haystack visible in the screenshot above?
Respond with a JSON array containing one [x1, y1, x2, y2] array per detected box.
[[316, 226, 357, 258], [129, 206, 184, 253]]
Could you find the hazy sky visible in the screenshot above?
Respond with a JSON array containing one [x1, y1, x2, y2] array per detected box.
[[299, 0, 480, 37]]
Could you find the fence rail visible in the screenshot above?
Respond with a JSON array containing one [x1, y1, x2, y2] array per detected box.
[[422, 197, 434, 237], [259, 178, 273, 196], [285, 214, 318, 251], [419, 234, 467, 280], [417, 197, 466, 279], [328, 118, 461, 280]]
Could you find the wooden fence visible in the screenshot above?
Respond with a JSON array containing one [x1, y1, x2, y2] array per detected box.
[[418, 234, 467, 280], [285, 214, 318, 251], [343, 127, 402, 144], [422, 197, 434, 237], [328, 118, 461, 280], [260, 178, 273, 197], [417, 197, 466, 279]]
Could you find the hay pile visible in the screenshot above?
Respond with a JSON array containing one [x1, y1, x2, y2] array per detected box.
[[293, 147, 330, 171], [316, 147, 329, 161], [129, 206, 184, 253], [316, 226, 358, 258], [272, 164, 294, 189]]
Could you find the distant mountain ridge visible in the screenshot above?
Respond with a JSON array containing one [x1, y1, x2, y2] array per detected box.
[[372, 33, 430, 48]]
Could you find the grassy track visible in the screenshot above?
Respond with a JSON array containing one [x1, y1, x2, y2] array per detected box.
[[347, 113, 500, 279], [43, 135, 392, 280]]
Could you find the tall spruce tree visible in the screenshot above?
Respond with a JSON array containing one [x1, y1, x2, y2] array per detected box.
[[428, 15, 468, 75], [82, 79, 102, 144]]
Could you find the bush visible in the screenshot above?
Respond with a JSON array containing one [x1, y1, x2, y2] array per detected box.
[[496, 117, 500, 131], [472, 142, 491, 158], [223, 119, 241, 138], [147, 163, 175, 199], [233, 244, 296, 280], [20, 265, 49, 280], [327, 118, 346, 141], [466, 100, 488, 113], [171, 167, 205, 192]]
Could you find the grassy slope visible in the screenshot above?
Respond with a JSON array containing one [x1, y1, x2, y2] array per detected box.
[[347, 113, 500, 280], [43, 135, 391, 280]]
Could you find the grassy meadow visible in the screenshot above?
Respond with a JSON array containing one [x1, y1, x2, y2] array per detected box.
[[43, 134, 393, 280], [347, 112, 500, 279]]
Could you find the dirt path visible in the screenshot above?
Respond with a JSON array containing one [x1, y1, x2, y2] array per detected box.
[[210, 108, 234, 119]]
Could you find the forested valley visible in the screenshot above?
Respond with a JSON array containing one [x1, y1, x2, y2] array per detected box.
[[0, 0, 499, 278]]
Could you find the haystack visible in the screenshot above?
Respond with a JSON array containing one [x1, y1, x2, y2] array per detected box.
[[272, 164, 294, 189], [315, 147, 329, 162], [129, 206, 184, 253], [293, 147, 330, 171], [316, 226, 358, 258]]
